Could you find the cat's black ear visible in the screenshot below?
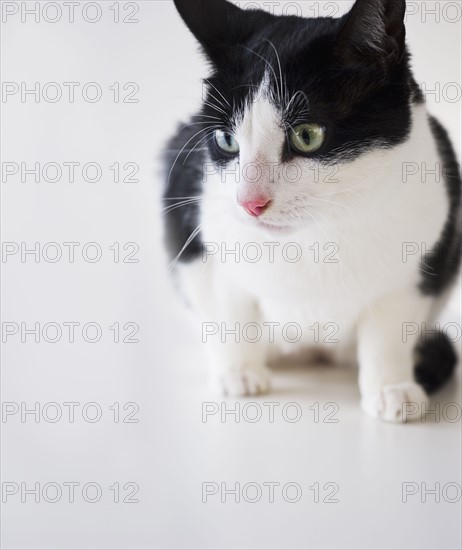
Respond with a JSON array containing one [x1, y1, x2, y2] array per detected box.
[[336, 0, 406, 67], [173, 0, 267, 62]]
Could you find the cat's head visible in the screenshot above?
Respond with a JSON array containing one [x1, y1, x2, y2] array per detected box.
[[174, 0, 419, 234]]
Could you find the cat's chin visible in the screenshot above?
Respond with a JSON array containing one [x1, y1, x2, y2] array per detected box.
[[251, 219, 297, 236]]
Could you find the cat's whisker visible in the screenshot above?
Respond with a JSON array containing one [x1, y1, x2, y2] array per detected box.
[[205, 91, 229, 113], [300, 206, 331, 243], [162, 147, 208, 153], [418, 267, 437, 276], [286, 121, 298, 137], [203, 100, 227, 116], [162, 197, 202, 206], [172, 207, 231, 272], [263, 38, 285, 107], [182, 132, 217, 165], [318, 175, 372, 197], [230, 84, 259, 91], [168, 223, 203, 272], [308, 196, 354, 215], [242, 44, 282, 105], [167, 125, 219, 186], [420, 260, 436, 272], [176, 121, 221, 133], [284, 90, 310, 123], [204, 79, 231, 107], [311, 207, 355, 252], [162, 196, 223, 218], [163, 196, 223, 201], [196, 208, 237, 278], [162, 198, 203, 216], [192, 114, 222, 121], [163, 196, 203, 200]]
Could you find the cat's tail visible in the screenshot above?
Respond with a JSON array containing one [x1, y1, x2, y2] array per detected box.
[[414, 331, 458, 394]]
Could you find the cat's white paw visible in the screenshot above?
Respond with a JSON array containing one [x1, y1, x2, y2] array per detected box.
[[212, 366, 271, 397], [361, 381, 428, 423]]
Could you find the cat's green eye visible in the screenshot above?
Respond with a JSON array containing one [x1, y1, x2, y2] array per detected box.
[[289, 123, 325, 154], [215, 130, 239, 154]]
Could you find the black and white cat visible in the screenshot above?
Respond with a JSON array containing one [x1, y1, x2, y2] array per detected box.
[[163, 0, 461, 421]]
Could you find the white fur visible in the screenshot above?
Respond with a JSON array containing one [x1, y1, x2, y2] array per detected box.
[[176, 95, 452, 422]]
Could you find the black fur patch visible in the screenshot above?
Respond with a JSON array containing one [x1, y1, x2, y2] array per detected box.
[[414, 331, 457, 394], [419, 117, 462, 295], [163, 121, 205, 262]]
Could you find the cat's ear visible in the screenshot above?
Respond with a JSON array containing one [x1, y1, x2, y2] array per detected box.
[[336, 0, 406, 67], [173, 0, 265, 62]]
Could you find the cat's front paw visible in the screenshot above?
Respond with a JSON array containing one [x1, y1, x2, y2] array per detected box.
[[361, 381, 428, 423], [212, 366, 271, 397]]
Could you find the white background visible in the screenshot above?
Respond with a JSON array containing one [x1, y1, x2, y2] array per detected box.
[[1, 1, 461, 548]]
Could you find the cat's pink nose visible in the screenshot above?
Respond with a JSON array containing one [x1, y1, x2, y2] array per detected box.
[[239, 198, 271, 217]]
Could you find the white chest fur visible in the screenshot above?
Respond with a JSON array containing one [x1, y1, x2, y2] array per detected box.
[[182, 105, 448, 351]]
